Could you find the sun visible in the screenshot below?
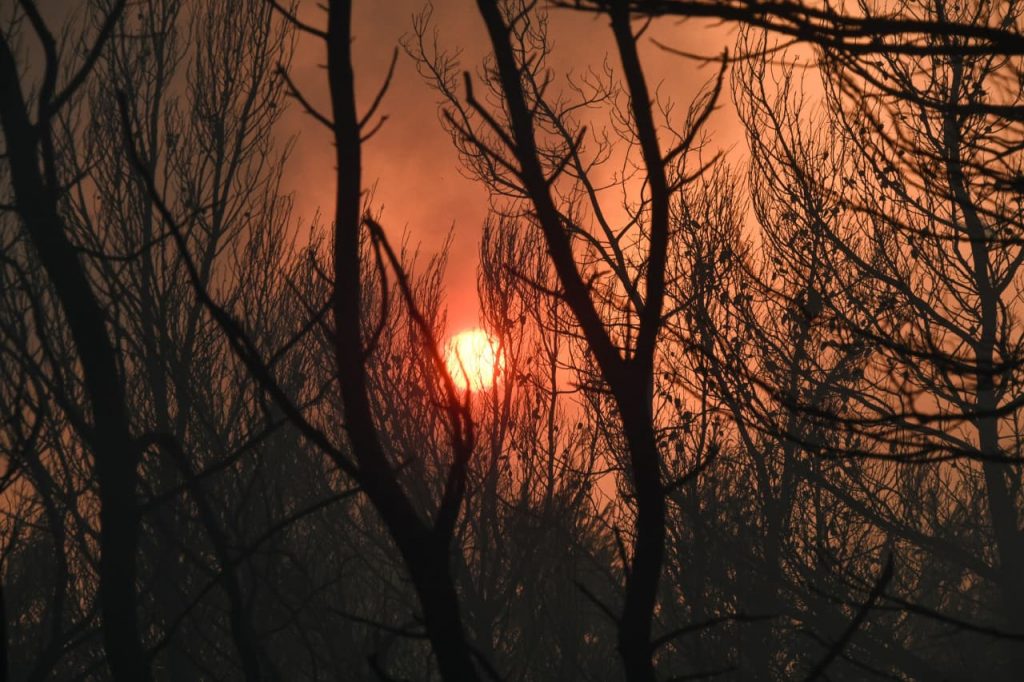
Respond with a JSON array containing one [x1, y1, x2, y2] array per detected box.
[[445, 328, 504, 391]]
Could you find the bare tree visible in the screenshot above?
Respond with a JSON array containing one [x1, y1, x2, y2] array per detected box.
[[4, 0, 1024, 679], [0, 2, 155, 678], [721, 0, 1024, 675], [409, 1, 726, 678]]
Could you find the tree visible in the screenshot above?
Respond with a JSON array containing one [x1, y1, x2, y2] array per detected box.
[[0, 2, 154, 678], [723, 0, 1024, 674], [411, 1, 726, 677], [4, 0, 1024, 679]]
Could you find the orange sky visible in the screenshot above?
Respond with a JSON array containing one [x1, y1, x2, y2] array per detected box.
[[281, 1, 747, 332]]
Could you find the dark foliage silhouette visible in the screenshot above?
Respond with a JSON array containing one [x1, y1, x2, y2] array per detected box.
[[1, 0, 1023, 680]]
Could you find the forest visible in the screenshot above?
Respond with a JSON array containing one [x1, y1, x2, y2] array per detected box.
[[2, 0, 1024, 679]]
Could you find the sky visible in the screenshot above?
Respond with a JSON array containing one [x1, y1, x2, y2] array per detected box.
[[281, 1, 745, 332]]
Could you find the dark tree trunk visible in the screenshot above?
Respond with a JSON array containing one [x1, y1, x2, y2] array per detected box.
[[324, 3, 482, 680], [0, 37, 151, 682]]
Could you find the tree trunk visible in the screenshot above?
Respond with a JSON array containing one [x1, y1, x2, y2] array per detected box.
[[0, 37, 151, 681]]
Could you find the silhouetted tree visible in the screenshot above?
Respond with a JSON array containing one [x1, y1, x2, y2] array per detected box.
[[412, 1, 726, 678], [3, 0, 1024, 679], [0, 2, 154, 678]]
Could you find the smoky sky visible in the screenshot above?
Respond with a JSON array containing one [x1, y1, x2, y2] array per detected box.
[[282, 1, 744, 331], [28, 0, 748, 332]]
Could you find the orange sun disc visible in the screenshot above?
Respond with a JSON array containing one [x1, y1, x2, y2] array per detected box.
[[444, 328, 504, 391]]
